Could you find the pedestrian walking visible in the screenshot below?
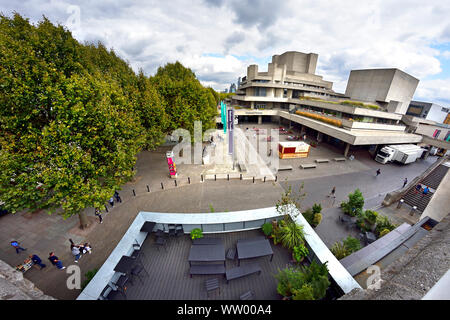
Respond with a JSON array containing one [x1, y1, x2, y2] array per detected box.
[[327, 186, 336, 198], [30, 254, 46, 269], [94, 208, 103, 224], [114, 191, 122, 203], [10, 240, 27, 254], [48, 252, 65, 270], [376, 169, 381, 176], [403, 178, 408, 188], [108, 197, 114, 207]]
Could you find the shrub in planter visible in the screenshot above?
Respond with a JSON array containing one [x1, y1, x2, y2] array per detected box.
[[341, 189, 364, 216], [330, 241, 349, 260], [262, 222, 273, 237], [356, 218, 371, 232], [343, 236, 361, 253], [379, 228, 390, 238], [375, 215, 397, 234], [364, 210, 378, 225], [293, 284, 315, 300], [312, 203, 322, 214], [293, 244, 309, 263], [278, 221, 305, 250], [312, 213, 322, 227], [190, 228, 203, 240], [302, 208, 315, 226]]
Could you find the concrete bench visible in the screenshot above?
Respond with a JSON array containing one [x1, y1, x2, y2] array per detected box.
[[190, 264, 226, 278], [334, 157, 346, 162], [278, 165, 293, 171], [300, 164, 317, 169], [315, 159, 330, 163], [238, 163, 247, 172], [226, 263, 262, 283]]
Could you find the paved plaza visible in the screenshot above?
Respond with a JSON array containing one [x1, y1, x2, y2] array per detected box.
[[0, 126, 439, 299]]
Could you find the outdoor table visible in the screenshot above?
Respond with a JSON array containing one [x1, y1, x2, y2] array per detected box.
[[236, 238, 273, 266], [140, 221, 156, 233], [365, 232, 377, 244], [113, 256, 136, 274], [188, 244, 225, 267], [192, 238, 223, 245]]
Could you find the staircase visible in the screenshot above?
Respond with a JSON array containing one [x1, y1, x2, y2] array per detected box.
[[420, 165, 449, 189], [402, 163, 450, 212], [402, 189, 434, 212]]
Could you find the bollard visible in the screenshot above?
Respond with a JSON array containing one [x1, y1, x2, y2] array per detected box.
[[133, 189, 136, 196], [188, 177, 191, 184], [275, 175, 278, 182], [253, 176, 255, 183], [175, 180, 177, 187], [264, 176, 266, 183], [161, 182, 164, 190], [147, 185, 150, 192], [397, 199, 404, 209], [215, 174, 216, 181], [410, 205, 417, 216], [227, 174, 229, 181], [104, 205, 108, 213], [201, 175, 203, 182], [240, 174, 242, 180]]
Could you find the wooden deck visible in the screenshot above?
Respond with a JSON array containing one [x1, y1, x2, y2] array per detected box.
[[118, 230, 292, 300]]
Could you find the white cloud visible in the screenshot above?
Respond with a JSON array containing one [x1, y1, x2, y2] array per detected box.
[[415, 78, 450, 106], [0, 0, 449, 102]]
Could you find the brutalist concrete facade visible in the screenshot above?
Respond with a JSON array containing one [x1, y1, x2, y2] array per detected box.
[[345, 68, 419, 115]]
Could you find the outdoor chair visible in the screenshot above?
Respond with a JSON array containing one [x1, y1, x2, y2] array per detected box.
[[175, 226, 185, 240], [130, 240, 145, 261], [130, 264, 149, 285], [168, 224, 176, 238], [205, 278, 220, 298], [98, 284, 124, 300], [154, 236, 167, 252], [111, 275, 129, 299]]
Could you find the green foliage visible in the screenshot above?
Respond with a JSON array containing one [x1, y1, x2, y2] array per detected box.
[[340, 189, 364, 216], [343, 236, 362, 253], [292, 244, 309, 263], [278, 220, 305, 250], [262, 222, 273, 237], [375, 215, 397, 234], [330, 241, 349, 260], [81, 268, 98, 289], [302, 208, 315, 226], [379, 228, 390, 237], [209, 204, 215, 213], [313, 213, 322, 227], [312, 203, 322, 214], [364, 210, 378, 225], [190, 228, 203, 240], [275, 261, 330, 300], [0, 14, 217, 223], [276, 182, 306, 218]]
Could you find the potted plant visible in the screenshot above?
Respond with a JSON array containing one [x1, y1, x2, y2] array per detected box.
[[262, 222, 273, 238], [292, 244, 309, 263], [278, 220, 305, 250], [190, 228, 203, 240]]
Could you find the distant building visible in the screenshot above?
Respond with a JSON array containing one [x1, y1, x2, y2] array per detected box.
[[406, 101, 449, 123], [229, 83, 236, 93], [222, 88, 228, 93], [237, 77, 241, 87]]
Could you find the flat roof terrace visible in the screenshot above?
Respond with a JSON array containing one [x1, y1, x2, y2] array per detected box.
[[110, 230, 291, 300]]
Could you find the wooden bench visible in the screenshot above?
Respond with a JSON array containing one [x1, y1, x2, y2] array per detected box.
[[278, 165, 293, 171], [334, 157, 346, 162], [300, 164, 317, 169], [315, 159, 330, 163], [226, 263, 262, 283], [190, 264, 226, 278]]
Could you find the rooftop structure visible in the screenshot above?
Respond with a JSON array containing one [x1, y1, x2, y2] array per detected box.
[[406, 100, 449, 123]]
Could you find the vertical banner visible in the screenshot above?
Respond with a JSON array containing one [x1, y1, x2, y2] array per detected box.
[[228, 108, 234, 155], [166, 151, 177, 178], [221, 101, 227, 133]]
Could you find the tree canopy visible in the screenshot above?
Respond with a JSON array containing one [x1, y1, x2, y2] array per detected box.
[[0, 13, 218, 226]]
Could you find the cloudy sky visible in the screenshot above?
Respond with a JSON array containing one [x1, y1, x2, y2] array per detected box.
[[1, 0, 450, 106]]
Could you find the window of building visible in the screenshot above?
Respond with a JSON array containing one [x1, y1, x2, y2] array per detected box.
[[433, 129, 441, 138], [254, 87, 266, 96], [255, 104, 266, 109]]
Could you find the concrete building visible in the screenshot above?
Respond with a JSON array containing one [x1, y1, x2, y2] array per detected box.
[[406, 100, 449, 123], [345, 69, 419, 115], [230, 51, 423, 156]]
